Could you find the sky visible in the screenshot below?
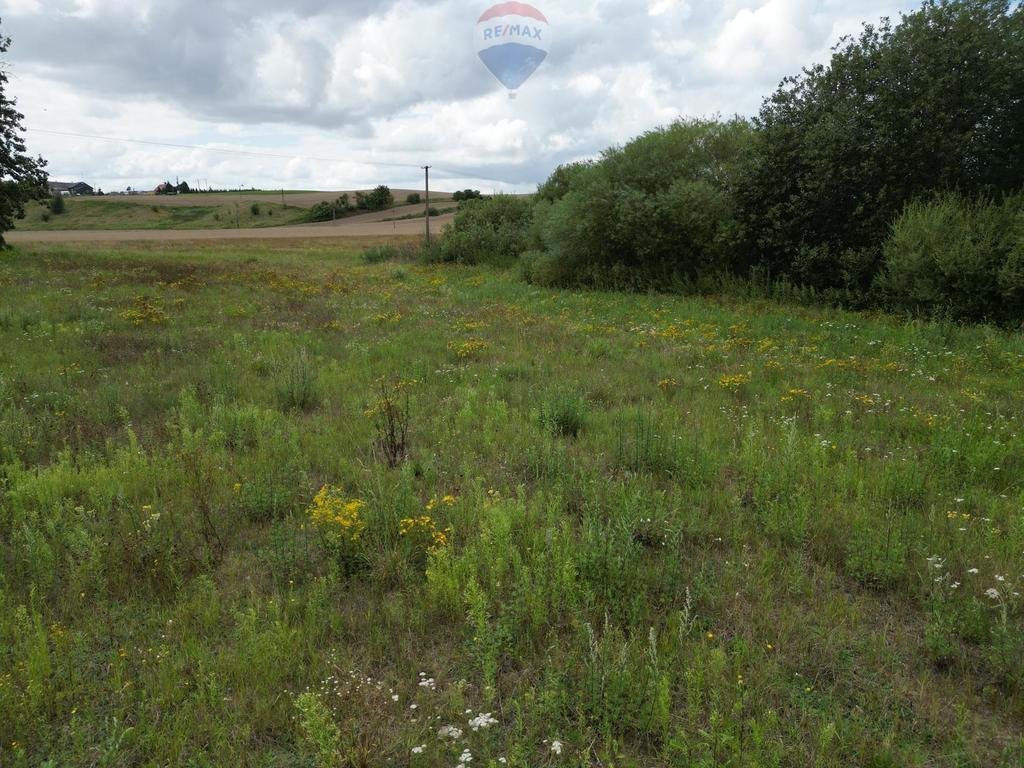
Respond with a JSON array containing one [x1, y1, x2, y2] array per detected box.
[[3, 0, 913, 193]]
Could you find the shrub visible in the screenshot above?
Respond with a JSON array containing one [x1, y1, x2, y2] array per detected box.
[[876, 193, 1024, 322], [534, 118, 752, 288], [250, 203, 261, 216], [40, 211, 49, 223], [357, 185, 393, 212], [436, 195, 535, 267], [737, 0, 1024, 291], [49, 194, 65, 215], [406, 192, 421, 205]]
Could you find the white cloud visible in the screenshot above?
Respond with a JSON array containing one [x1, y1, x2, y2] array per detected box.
[[2, 0, 915, 192]]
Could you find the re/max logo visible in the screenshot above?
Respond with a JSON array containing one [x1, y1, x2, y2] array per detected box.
[[482, 24, 544, 41]]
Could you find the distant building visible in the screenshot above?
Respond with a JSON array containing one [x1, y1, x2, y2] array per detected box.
[[48, 181, 94, 196], [154, 182, 176, 195]]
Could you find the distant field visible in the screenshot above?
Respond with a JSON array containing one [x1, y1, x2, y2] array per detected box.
[[16, 198, 309, 231], [16, 192, 456, 233], [1, 240, 1021, 766], [69, 189, 453, 208]]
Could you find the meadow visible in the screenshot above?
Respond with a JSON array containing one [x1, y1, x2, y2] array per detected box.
[[0, 239, 1022, 766]]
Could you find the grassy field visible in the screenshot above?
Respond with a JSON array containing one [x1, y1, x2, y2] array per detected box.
[[16, 198, 310, 231], [1, 240, 1022, 767]]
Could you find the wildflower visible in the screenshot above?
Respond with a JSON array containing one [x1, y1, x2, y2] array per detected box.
[[412, 745, 426, 754], [995, 575, 1006, 582], [468, 712, 498, 731], [307, 487, 366, 541], [706, 632, 715, 640], [418, 677, 436, 690], [458, 749, 473, 764], [986, 588, 1001, 600], [438, 725, 463, 740], [550, 740, 564, 755], [391, 694, 399, 702], [442, 494, 457, 506], [718, 373, 752, 391], [968, 568, 979, 574]]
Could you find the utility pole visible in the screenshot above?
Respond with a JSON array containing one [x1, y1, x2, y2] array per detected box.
[[423, 165, 431, 245]]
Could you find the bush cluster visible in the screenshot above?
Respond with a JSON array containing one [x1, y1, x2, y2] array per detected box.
[[433, 0, 1024, 324]]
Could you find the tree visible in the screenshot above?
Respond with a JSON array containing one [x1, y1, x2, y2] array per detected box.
[[176, 181, 191, 194], [362, 185, 393, 212], [0, 26, 48, 245], [534, 118, 753, 287], [49, 193, 65, 214], [406, 192, 421, 205], [737, 0, 1024, 291]]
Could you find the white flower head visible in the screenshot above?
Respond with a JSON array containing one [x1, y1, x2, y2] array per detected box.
[[468, 712, 498, 731], [986, 588, 1001, 600], [438, 725, 463, 740], [551, 740, 564, 755]]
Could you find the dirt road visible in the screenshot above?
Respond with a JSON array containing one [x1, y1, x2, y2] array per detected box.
[[6, 212, 454, 244]]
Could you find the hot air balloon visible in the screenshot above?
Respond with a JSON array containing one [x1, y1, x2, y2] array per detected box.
[[475, 2, 551, 98]]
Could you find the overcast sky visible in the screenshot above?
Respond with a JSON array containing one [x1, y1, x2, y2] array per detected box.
[[3, 0, 912, 193]]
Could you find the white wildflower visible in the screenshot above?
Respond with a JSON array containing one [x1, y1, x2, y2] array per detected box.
[[551, 740, 564, 755], [458, 749, 473, 764], [412, 746, 425, 755], [438, 725, 463, 740], [986, 588, 1001, 600], [968, 568, 979, 574], [468, 712, 498, 731]]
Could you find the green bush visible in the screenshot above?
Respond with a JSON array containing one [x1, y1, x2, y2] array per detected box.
[[250, 203, 261, 216], [406, 192, 421, 205], [356, 185, 393, 212], [533, 118, 752, 288], [435, 195, 536, 266], [876, 193, 1024, 322], [737, 0, 1024, 291], [49, 194, 65, 214]]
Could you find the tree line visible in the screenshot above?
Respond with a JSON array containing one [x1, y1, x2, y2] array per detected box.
[[434, 0, 1024, 324]]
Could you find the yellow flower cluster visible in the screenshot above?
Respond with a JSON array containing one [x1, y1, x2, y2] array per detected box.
[[400, 515, 451, 551], [658, 377, 679, 395], [120, 297, 167, 325], [718, 373, 752, 391], [308, 486, 366, 541], [449, 338, 488, 359]]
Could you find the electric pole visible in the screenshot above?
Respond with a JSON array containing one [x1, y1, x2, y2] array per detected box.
[[423, 165, 431, 245]]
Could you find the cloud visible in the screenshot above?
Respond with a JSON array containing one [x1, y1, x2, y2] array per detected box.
[[1, 0, 914, 191]]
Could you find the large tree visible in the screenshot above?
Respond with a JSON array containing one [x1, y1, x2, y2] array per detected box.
[[0, 22, 47, 245], [737, 0, 1024, 291]]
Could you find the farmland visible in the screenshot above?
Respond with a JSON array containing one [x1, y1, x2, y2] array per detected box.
[[1, 239, 1022, 766], [16, 190, 454, 233]]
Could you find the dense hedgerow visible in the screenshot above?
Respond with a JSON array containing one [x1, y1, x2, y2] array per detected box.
[[437, 0, 1024, 324], [876, 193, 1024, 323], [737, 0, 1024, 293], [529, 118, 752, 289]]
